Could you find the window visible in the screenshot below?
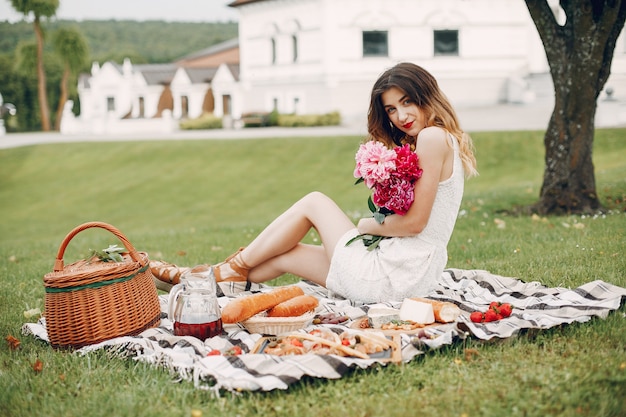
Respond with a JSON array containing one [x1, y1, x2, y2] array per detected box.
[[363, 31, 388, 57], [292, 34, 298, 62], [434, 30, 459, 56], [222, 95, 232, 115], [106, 96, 115, 112], [271, 38, 277, 64], [181, 95, 188, 118]]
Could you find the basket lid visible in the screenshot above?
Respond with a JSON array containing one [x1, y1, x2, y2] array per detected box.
[[44, 252, 150, 290]]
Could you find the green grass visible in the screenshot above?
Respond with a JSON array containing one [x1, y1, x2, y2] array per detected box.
[[1, 130, 625, 417]]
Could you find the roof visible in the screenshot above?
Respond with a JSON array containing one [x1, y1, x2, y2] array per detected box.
[[228, 0, 267, 7], [182, 67, 219, 83], [177, 38, 239, 62], [134, 63, 178, 85], [225, 63, 240, 81]]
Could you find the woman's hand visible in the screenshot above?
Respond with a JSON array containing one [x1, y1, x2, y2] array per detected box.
[[356, 217, 377, 235]]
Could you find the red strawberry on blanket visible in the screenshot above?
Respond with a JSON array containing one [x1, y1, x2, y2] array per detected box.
[[483, 309, 498, 322], [469, 301, 514, 323], [470, 311, 484, 323], [489, 301, 501, 310], [499, 303, 513, 318]]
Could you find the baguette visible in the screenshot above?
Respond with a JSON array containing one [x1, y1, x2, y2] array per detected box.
[[410, 297, 461, 323], [222, 286, 304, 323], [266, 294, 319, 317]]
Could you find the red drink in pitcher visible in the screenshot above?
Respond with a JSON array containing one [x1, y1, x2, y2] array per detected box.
[[173, 318, 223, 340]]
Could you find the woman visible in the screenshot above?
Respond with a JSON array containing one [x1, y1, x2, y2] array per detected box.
[[151, 62, 477, 303]]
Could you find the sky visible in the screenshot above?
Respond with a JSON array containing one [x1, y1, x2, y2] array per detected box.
[[0, 0, 238, 23]]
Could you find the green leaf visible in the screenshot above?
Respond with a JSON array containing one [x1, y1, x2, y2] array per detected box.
[[345, 234, 365, 247], [367, 196, 377, 213], [108, 252, 124, 262], [344, 233, 388, 250], [103, 244, 125, 254], [354, 177, 364, 185], [91, 244, 127, 263], [373, 211, 387, 224]]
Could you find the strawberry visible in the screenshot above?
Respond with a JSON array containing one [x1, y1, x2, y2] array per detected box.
[[470, 311, 484, 323], [499, 303, 513, 318], [207, 349, 221, 356], [489, 301, 501, 309], [224, 345, 243, 356], [483, 309, 498, 322]]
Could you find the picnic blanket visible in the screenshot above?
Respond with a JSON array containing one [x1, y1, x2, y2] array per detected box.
[[22, 268, 626, 393]]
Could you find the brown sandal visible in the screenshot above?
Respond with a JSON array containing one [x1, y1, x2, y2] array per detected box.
[[149, 260, 192, 292], [213, 247, 250, 282]]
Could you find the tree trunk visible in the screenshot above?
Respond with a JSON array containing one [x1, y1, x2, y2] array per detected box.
[[525, 0, 626, 214], [33, 16, 50, 131], [54, 66, 69, 131]]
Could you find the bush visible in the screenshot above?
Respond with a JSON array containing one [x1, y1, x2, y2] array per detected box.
[[267, 109, 279, 126], [277, 111, 341, 127], [179, 113, 222, 130], [241, 112, 271, 127]]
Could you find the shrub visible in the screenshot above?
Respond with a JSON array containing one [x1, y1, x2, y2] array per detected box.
[[179, 113, 222, 130], [277, 111, 341, 127], [241, 112, 271, 127], [267, 109, 280, 126]]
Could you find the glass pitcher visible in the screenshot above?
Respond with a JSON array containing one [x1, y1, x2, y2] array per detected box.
[[168, 266, 223, 340]]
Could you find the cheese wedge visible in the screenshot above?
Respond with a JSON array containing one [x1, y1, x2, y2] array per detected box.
[[411, 297, 461, 323], [367, 307, 401, 328], [399, 298, 435, 324]]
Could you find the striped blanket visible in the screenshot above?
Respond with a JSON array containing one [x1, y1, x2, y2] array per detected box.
[[22, 268, 626, 393]]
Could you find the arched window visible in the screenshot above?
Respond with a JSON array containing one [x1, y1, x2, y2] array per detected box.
[[271, 38, 277, 64], [292, 34, 298, 62]]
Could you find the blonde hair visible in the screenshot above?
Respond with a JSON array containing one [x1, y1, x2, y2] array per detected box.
[[367, 62, 478, 178]]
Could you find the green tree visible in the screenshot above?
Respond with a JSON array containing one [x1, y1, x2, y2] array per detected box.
[[0, 54, 30, 131], [52, 26, 88, 130], [13, 41, 41, 130], [525, 0, 626, 214], [9, 0, 59, 131]]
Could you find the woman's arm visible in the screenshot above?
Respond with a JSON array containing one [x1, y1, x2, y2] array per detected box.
[[357, 127, 451, 237]]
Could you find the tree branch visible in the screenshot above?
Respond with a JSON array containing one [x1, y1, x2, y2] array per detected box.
[[525, 0, 564, 66]]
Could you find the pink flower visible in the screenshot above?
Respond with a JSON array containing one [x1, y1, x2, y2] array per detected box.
[[372, 176, 415, 215], [393, 144, 423, 182], [353, 141, 397, 188], [348, 141, 423, 249]]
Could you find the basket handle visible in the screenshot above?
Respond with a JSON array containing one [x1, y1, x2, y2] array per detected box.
[[53, 221, 144, 272]]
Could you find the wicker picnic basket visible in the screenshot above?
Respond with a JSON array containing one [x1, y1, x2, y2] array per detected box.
[[43, 221, 161, 349]]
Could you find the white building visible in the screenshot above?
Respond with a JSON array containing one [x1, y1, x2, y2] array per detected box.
[[63, 40, 239, 134], [66, 0, 626, 134]]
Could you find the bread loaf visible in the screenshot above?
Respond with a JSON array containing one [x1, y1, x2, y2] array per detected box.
[[221, 286, 304, 323], [410, 297, 461, 323], [266, 294, 319, 317]]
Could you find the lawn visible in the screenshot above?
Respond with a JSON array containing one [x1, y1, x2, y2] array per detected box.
[[0, 129, 625, 417]]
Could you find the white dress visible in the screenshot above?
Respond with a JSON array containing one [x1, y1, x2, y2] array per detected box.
[[326, 134, 465, 303]]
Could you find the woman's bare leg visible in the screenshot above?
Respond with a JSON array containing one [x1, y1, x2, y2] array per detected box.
[[247, 244, 329, 285], [238, 192, 355, 286]]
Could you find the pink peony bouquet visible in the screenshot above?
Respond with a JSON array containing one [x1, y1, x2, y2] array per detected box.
[[348, 141, 423, 249]]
